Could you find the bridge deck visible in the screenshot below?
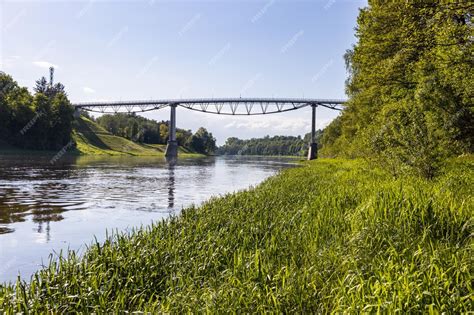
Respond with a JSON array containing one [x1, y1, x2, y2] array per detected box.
[[73, 98, 346, 115]]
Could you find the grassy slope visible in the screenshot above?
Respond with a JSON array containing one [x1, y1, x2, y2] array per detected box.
[[0, 117, 202, 157], [72, 116, 201, 156], [0, 158, 472, 312]]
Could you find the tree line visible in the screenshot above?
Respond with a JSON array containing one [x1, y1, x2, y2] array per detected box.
[[95, 113, 216, 155], [0, 71, 74, 150], [0, 71, 216, 155], [320, 2, 473, 178], [217, 131, 323, 156]]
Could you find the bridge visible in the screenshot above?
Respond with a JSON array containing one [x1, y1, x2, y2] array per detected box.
[[72, 98, 346, 160]]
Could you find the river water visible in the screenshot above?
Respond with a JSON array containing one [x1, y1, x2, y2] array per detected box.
[[0, 155, 296, 283]]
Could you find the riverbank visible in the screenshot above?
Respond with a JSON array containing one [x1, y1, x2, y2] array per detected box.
[[0, 117, 204, 157], [1, 157, 472, 312]]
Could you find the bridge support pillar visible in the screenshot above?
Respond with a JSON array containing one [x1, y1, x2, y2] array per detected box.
[[165, 104, 178, 159], [307, 104, 318, 160]]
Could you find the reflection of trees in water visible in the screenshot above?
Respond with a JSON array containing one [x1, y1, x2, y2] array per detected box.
[[0, 226, 14, 234], [0, 188, 65, 238], [0, 189, 30, 234], [0, 155, 222, 238], [0, 157, 80, 237], [32, 207, 65, 242]]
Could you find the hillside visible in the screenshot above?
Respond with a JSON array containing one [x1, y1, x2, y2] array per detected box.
[[72, 116, 201, 156]]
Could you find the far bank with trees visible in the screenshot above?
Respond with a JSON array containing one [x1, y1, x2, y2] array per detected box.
[[0, 71, 216, 156]]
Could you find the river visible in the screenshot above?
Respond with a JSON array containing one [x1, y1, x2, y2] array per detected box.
[[0, 155, 296, 283]]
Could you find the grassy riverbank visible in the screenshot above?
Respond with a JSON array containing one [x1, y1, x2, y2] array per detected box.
[[72, 116, 203, 157], [1, 158, 472, 312]]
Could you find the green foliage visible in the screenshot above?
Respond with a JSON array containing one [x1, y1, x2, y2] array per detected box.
[[96, 114, 216, 155], [0, 158, 471, 312], [97, 113, 192, 146], [321, 2, 473, 177], [218, 131, 323, 156], [0, 71, 74, 150], [185, 127, 216, 155], [71, 116, 203, 156], [96, 113, 165, 144]]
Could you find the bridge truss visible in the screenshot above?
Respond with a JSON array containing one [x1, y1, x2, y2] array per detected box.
[[72, 98, 346, 160], [73, 98, 345, 115]]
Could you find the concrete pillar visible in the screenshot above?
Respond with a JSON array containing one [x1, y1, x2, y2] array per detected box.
[[307, 104, 317, 160], [165, 104, 178, 159]]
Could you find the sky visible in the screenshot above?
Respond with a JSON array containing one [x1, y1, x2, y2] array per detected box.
[[0, 0, 366, 144]]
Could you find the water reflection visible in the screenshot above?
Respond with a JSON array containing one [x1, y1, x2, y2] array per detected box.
[[0, 154, 297, 282], [0, 155, 200, 235], [168, 164, 175, 209], [0, 188, 67, 237]]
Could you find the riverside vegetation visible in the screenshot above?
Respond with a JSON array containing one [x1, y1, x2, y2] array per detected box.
[[320, 2, 472, 178], [72, 115, 203, 157], [0, 1, 473, 312], [0, 158, 472, 312], [0, 71, 216, 156]]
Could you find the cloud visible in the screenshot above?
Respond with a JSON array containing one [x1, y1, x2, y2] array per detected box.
[[33, 61, 59, 69], [222, 116, 332, 135], [83, 87, 96, 94]]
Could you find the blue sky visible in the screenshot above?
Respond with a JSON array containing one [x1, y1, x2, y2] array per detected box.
[[1, 0, 366, 144]]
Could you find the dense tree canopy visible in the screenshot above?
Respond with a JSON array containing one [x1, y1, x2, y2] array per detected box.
[[97, 113, 168, 144], [186, 127, 217, 154], [96, 113, 216, 155], [0, 72, 74, 150], [321, 2, 473, 178], [217, 131, 323, 156]]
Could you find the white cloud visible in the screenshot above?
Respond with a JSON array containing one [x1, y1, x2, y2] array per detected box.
[[32, 61, 59, 69], [83, 87, 96, 94], [222, 116, 332, 135]]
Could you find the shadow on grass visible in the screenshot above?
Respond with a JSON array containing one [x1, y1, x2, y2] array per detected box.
[[73, 118, 112, 151]]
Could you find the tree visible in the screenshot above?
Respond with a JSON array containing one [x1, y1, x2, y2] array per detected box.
[[50, 93, 75, 148], [187, 127, 216, 155], [217, 134, 315, 156], [159, 124, 169, 143], [320, 2, 473, 177], [34, 77, 48, 94], [0, 71, 75, 150]]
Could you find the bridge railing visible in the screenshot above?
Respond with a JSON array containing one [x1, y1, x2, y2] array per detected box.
[[72, 98, 346, 115]]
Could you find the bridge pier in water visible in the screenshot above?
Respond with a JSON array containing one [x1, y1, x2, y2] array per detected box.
[[165, 104, 178, 160], [307, 104, 318, 160]]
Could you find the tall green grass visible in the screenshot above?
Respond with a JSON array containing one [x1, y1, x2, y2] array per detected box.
[[0, 158, 472, 312]]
